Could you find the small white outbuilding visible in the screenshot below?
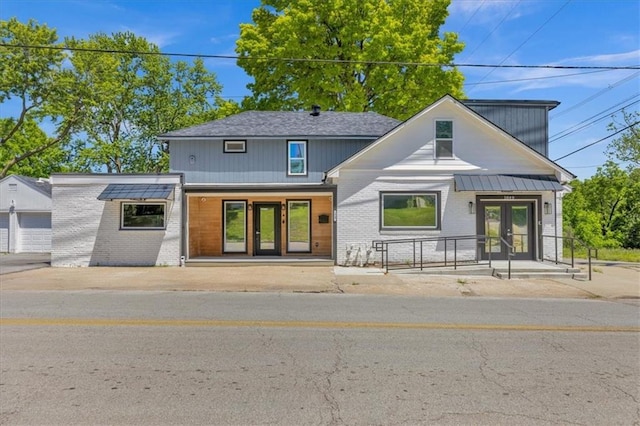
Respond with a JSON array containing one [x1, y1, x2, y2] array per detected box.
[[0, 175, 52, 253]]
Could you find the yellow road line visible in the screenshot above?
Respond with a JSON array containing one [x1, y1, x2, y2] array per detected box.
[[1, 318, 638, 332]]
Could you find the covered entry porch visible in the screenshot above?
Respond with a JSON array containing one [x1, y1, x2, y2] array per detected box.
[[185, 188, 335, 261]]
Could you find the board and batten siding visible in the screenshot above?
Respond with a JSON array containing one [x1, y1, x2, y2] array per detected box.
[[170, 138, 374, 184], [466, 104, 550, 157]]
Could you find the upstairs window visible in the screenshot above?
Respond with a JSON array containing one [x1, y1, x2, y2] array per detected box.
[[435, 120, 453, 158], [224, 140, 246, 153], [287, 140, 307, 175]]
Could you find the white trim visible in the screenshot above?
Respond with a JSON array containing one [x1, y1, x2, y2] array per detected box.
[[287, 140, 307, 176], [223, 140, 247, 153], [51, 174, 182, 185]]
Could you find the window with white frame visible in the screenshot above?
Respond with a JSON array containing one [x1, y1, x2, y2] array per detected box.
[[121, 203, 166, 229], [435, 120, 453, 158], [224, 140, 246, 153], [380, 192, 440, 230], [287, 140, 307, 175]]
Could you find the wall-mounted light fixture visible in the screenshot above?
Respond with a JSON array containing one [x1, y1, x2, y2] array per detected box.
[[468, 201, 475, 214], [544, 202, 552, 215], [247, 204, 252, 211], [189, 155, 196, 165]]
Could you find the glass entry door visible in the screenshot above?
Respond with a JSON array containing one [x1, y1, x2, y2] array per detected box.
[[254, 203, 281, 255], [479, 202, 535, 260]]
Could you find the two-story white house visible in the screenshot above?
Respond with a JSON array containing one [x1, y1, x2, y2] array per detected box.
[[51, 95, 574, 267]]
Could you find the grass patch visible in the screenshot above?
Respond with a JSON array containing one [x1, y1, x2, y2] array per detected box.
[[564, 247, 640, 262]]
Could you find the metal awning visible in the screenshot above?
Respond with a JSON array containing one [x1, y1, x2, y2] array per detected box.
[[97, 184, 174, 200], [454, 175, 564, 192]]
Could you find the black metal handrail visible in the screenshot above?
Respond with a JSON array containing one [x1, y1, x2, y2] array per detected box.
[[541, 234, 594, 280], [373, 234, 516, 276]]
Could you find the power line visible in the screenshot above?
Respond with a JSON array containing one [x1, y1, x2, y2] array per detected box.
[[549, 96, 640, 143], [465, 69, 610, 87], [461, 0, 522, 63], [1, 43, 638, 70], [468, 0, 573, 90], [554, 121, 638, 161], [551, 71, 640, 119]]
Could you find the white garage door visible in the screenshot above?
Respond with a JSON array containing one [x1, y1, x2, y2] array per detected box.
[[0, 214, 8, 252], [18, 213, 51, 253]]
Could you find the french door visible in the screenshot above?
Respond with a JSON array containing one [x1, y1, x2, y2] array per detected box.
[[253, 203, 281, 255], [479, 201, 536, 260]]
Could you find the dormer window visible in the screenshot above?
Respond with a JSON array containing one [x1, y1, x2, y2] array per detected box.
[[435, 120, 453, 158]]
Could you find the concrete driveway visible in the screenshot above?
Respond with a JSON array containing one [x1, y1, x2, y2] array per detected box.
[[0, 253, 50, 275]]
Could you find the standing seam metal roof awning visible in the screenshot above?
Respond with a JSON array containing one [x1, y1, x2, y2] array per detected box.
[[454, 175, 564, 192], [97, 184, 174, 200]]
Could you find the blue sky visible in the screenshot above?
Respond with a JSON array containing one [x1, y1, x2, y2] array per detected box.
[[2, 0, 639, 179]]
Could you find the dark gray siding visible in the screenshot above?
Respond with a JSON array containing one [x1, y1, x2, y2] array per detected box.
[[170, 138, 373, 184], [466, 105, 550, 157]]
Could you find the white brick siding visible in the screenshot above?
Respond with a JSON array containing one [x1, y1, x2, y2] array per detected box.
[[336, 171, 477, 266], [51, 176, 182, 267], [336, 170, 565, 266]]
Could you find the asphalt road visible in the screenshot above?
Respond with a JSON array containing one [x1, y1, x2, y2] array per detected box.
[[1, 292, 639, 425]]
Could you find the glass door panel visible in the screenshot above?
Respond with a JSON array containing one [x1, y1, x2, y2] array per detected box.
[[484, 205, 502, 254], [223, 201, 246, 253], [510, 205, 529, 254], [254, 203, 280, 255]]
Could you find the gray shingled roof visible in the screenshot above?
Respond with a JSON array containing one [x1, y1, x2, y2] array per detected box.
[[12, 175, 52, 197], [158, 111, 401, 139]]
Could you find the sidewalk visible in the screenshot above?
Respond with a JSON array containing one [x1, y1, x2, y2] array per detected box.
[[1, 259, 638, 299]]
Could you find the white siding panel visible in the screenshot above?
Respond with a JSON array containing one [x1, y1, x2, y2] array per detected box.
[[0, 213, 8, 252]]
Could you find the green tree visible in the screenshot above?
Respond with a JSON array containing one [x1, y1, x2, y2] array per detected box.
[[67, 32, 235, 173], [236, 0, 464, 119], [563, 161, 638, 248], [0, 18, 89, 178], [606, 109, 639, 170], [0, 118, 70, 177]]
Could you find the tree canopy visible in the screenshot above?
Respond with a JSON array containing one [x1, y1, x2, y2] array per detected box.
[[606, 109, 639, 170], [0, 18, 88, 178], [0, 18, 237, 176], [235, 0, 464, 119]]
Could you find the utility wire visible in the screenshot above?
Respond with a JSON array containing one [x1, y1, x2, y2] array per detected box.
[[1, 43, 638, 70], [455, 0, 487, 34], [551, 71, 640, 119], [466, 69, 610, 87], [554, 122, 638, 161], [549, 96, 640, 143], [461, 0, 522, 62], [468, 0, 573, 91]]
